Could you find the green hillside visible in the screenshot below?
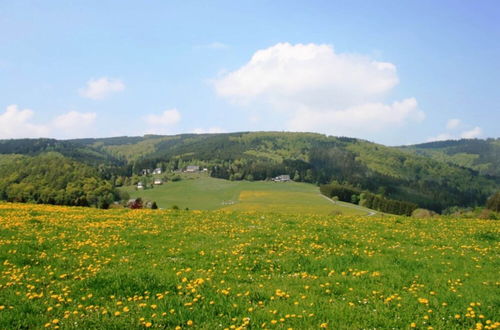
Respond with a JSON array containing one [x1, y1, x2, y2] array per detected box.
[[399, 138, 500, 177], [0, 153, 117, 207], [121, 173, 371, 215], [1, 132, 499, 212]]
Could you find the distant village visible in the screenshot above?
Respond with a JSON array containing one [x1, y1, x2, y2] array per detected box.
[[136, 166, 291, 189], [136, 165, 208, 189]]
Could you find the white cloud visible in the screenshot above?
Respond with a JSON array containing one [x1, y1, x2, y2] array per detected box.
[[0, 105, 49, 139], [213, 42, 422, 136], [79, 77, 125, 100], [460, 126, 482, 139], [446, 118, 461, 130], [427, 133, 454, 142], [144, 109, 181, 126], [193, 127, 225, 134], [288, 98, 424, 134], [427, 122, 483, 142], [53, 111, 96, 129], [0, 105, 97, 139], [52, 111, 97, 138]]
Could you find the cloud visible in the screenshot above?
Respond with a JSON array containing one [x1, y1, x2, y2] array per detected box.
[[460, 126, 482, 139], [79, 77, 125, 100], [426, 133, 454, 142], [0, 105, 49, 139], [288, 98, 424, 135], [0, 105, 96, 139], [446, 118, 461, 130], [193, 127, 225, 134], [52, 111, 97, 138], [53, 111, 96, 129], [144, 109, 181, 126], [213, 42, 422, 136], [427, 120, 483, 142]]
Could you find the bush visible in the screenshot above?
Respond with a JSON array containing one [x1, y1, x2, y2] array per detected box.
[[412, 208, 437, 218], [486, 192, 500, 212], [478, 209, 498, 220]]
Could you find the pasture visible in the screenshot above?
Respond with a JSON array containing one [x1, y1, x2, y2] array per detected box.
[[122, 175, 369, 215], [0, 203, 498, 329]]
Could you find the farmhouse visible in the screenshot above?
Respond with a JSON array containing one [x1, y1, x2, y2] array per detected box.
[[273, 174, 291, 182], [185, 165, 200, 173]]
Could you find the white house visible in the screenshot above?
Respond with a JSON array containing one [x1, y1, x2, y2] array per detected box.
[[154, 179, 162, 185], [185, 165, 199, 173], [153, 168, 162, 175], [137, 182, 144, 189]]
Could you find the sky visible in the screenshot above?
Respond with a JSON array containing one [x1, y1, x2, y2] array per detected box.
[[1, 0, 499, 145]]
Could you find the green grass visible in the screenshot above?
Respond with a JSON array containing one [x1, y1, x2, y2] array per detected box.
[[0, 203, 498, 329], [121, 174, 370, 215]]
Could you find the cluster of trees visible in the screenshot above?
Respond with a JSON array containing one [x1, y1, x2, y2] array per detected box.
[[320, 183, 417, 216], [0, 153, 118, 208], [359, 192, 417, 216]]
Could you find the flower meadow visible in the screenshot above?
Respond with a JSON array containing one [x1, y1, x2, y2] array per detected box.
[[0, 203, 498, 329]]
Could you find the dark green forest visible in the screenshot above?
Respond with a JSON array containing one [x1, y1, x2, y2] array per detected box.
[[0, 133, 498, 213]]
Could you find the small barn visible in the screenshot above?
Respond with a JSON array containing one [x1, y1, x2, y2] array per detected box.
[[273, 175, 291, 182]]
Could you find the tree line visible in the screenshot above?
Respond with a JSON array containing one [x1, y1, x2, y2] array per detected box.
[[320, 183, 418, 216]]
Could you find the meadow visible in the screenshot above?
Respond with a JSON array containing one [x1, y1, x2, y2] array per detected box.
[[0, 203, 498, 329], [122, 175, 370, 215]]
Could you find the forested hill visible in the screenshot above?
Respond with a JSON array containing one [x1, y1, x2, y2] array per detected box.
[[0, 153, 118, 207], [0, 132, 498, 212], [399, 138, 500, 177]]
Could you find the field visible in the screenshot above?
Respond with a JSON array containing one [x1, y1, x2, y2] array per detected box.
[[122, 175, 370, 215], [0, 203, 499, 329]]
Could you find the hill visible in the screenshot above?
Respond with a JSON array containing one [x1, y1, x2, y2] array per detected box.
[[1, 132, 499, 212], [399, 138, 500, 177], [0, 152, 118, 207], [122, 173, 373, 215]]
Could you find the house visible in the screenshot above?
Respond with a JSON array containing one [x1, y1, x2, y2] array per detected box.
[[153, 168, 162, 175], [185, 165, 199, 173], [202, 167, 208, 172], [137, 182, 144, 189], [272, 175, 291, 182], [141, 169, 151, 175], [154, 179, 162, 185]]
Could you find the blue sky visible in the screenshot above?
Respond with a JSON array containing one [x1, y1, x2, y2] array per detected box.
[[1, 0, 499, 145]]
